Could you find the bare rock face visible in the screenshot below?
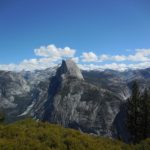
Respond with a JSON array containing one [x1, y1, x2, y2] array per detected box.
[[58, 59, 84, 80], [0, 71, 30, 109], [0, 68, 55, 122], [41, 60, 126, 137]]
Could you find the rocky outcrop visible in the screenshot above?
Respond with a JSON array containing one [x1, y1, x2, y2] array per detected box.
[[57, 59, 84, 80], [40, 60, 127, 137]]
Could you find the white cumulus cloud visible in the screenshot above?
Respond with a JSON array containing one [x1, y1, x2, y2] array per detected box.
[[34, 44, 76, 59], [0, 44, 76, 71], [99, 54, 109, 62], [127, 49, 150, 62], [111, 55, 126, 61], [81, 49, 150, 63], [81, 52, 98, 62]]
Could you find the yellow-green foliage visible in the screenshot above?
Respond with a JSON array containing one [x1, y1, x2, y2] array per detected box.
[[0, 119, 149, 150]]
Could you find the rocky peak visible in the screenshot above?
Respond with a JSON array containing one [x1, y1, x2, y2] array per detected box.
[[57, 59, 84, 80]]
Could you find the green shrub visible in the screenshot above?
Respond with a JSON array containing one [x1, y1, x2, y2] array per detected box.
[[0, 119, 149, 150]]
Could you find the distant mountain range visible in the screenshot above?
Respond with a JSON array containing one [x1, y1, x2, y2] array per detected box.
[[1, 59, 150, 142]]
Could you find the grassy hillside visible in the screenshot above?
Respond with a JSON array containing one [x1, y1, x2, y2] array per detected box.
[[0, 119, 149, 150]]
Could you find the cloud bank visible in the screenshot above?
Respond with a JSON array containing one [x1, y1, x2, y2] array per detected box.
[[81, 49, 150, 62], [0, 44, 76, 71], [1, 44, 150, 71]]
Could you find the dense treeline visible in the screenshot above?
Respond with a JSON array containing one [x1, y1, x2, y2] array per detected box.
[[0, 119, 150, 150], [127, 81, 150, 143], [0, 112, 5, 123]]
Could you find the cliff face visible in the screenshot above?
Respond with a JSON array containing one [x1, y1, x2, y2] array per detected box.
[[0, 68, 55, 122], [58, 59, 84, 80], [0, 71, 30, 108], [40, 60, 127, 137]]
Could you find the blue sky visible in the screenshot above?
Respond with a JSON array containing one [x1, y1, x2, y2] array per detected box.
[[0, 0, 150, 71]]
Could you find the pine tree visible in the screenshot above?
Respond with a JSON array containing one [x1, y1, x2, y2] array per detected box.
[[0, 112, 5, 123], [127, 82, 150, 143], [139, 89, 150, 139], [127, 81, 141, 143]]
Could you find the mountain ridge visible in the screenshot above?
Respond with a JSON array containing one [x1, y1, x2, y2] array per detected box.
[[1, 59, 150, 142]]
